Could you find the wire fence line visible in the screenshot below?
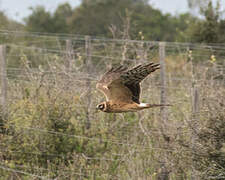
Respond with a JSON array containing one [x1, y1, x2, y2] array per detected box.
[[0, 149, 127, 179], [0, 123, 175, 152], [0, 164, 51, 180], [1, 117, 222, 161], [2, 29, 225, 47], [0, 162, 92, 179], [0, 31, 225, 179], [2, 30, 225, 53], [4, 71, 222, 82], [0, 34, 223, 113], [0, 147, 124, 162], [0, 119, 190, 136], [1, 108, 221, 141], [0, 41, 223, 111], [3, 40, 225, 71], [5, 40, 225, 55]]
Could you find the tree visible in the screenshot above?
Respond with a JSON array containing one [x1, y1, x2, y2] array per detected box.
[[23, 0, 194, 41], [68, 0, 132, 36], [68, 0, 184, 41], [172, 13, 197, 42], [187, 0, 210, 13], [189, 1, 221, 43], [0, 11, 24, 43], [0, 12, 9, 29], [53, 3, 73, 33], [82, 0, 149, 5], [25, 6, 55, 32]]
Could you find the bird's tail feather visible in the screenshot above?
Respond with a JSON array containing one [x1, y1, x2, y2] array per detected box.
[[147, 104, 172, 108], [139, 103, 172, 108]]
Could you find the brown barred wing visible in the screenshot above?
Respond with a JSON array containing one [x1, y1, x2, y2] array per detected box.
[[121, 62, 160, 104], [121, 63, 160, 84], [96, 65, 129, 101], [97, 65, 128, 85], [125, 83, 141, 104]]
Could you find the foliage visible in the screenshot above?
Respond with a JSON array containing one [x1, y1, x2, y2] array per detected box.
[[0, 12, 24, 43], [52, 3, 73, 33], [0, 0, 225, 178], [23, 1, 196, 41], [6, 0, 219, 43], [25, 6, 55, 33], [187, 0, 210, 12], [0, 34, 225, 179], [0, 12, 9, 30], [179, 82, 225, 179], [1, 0, 225, 43], [186, 0, 225, 44], [189, 1, 220, 43]]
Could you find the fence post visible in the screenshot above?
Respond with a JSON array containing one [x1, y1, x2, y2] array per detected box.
[[159, 42, 167, 120], [85, 36, 92, 129], [192, 86, 199, 115], [157, 42, 170, 180], [85, 36, 92, 68], [66, 39, 72, 72], [191, 60, 200, 134], [0, 45, 7, 116], [191, 60, 199, 180]]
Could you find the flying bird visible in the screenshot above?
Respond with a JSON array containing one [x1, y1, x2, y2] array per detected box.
[[96, 62, 169, 113]]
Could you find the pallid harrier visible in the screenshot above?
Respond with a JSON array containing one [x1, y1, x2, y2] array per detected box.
[[96, 62, 169, 113]]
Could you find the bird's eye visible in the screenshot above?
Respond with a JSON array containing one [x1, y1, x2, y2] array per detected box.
[[98, 104, 105, 110]]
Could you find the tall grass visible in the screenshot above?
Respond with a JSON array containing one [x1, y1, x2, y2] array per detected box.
[[0, 35, 224, 179]]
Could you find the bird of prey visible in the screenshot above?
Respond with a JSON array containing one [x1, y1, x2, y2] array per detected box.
[[96, 62, 169, 113]]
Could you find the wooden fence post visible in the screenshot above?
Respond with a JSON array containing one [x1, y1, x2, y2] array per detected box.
[[85, 36, 92, 129], [0, 45, 7, 116], [159, 42, 167, 121], [66, 39, 72, 72], [85, 36, 92, 68], [192, 86, 199, 115], [158, 42, 170, 180], [191, 60, 199, 180], [191, 60, 200, 131]]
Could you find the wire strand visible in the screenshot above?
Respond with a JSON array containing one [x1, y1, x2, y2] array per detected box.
[[0, 163, 51, 180]]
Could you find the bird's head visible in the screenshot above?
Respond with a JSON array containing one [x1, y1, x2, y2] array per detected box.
[[96, 102, 107, 112]]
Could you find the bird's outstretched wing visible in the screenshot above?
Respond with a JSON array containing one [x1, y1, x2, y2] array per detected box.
[[96, 65, 132, 102], [121, 62, 160, 103], [96, 62, 160, 103], [121, 63, 160, 85]]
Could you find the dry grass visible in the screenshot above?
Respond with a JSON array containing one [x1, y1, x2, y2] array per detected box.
[[0, 36, 224, 179]]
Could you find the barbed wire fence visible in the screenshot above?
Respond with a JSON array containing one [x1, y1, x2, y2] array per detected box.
[[0, 30, 224, 179]]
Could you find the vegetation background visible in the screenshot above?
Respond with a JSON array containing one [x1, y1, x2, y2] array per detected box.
[[0, 0, 224, 179]]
